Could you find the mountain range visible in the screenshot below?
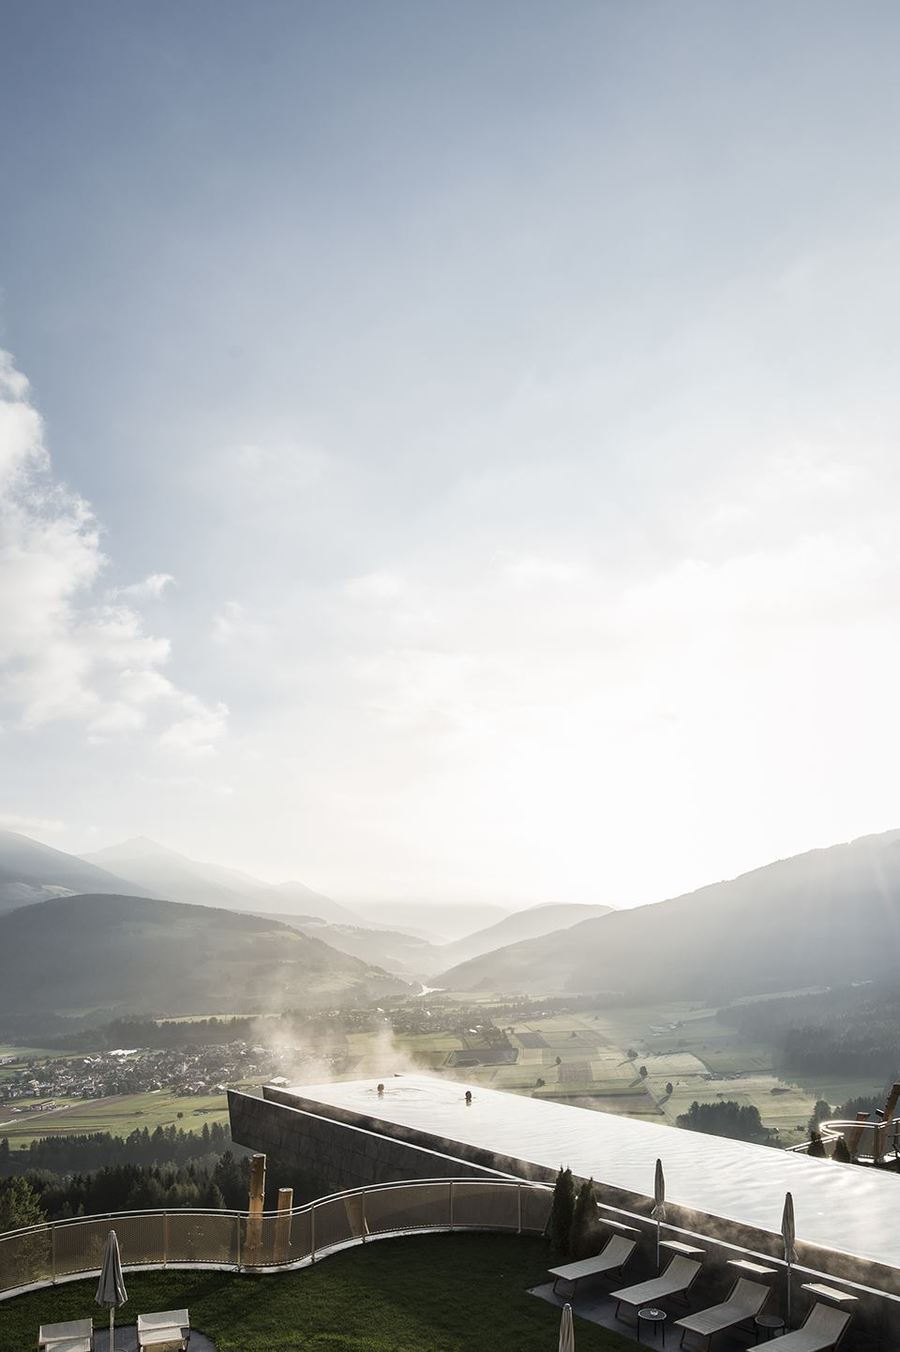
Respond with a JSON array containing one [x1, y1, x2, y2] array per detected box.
[[0, 829, 153, 911], [439, 828, 900, 1001], [81, 837, 361, 924], [0, 893, 407, 1018], [7, 824, 900, 1018], [435, 901, 613, 969], [273, 901, 615, 978]]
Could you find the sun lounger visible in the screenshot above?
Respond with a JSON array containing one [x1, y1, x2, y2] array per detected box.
[[548, 1234, 638, 1296], [674, 1277, 770, 1348], [757, 1303, 852, 1352], [137, 1309, 191, 1351], [611, 1254, 703, 1321], [38, 1319, 93, 1350]]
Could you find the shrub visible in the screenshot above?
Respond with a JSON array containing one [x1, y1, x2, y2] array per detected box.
[[569, 1178, 599, 1259], [832, 1136, 853, 1163], [547, 1167, 576, 1255], [807, 1131, 827, 1158]]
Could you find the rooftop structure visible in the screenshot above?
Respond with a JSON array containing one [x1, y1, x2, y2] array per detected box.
[[231, 1074, 900, 1279]]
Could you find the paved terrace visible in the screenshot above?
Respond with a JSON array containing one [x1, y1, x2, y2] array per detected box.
[[270, 1074, 900, 1275]]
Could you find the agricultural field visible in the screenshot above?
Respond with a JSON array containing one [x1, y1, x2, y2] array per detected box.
[[0, 1045, 65, 1060], [379, 1001, 833, 1146], [0, 1090, 231, 1148], [1, 998, 875, 1154]]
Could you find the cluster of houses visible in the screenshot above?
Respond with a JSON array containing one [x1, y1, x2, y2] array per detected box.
[[0, 1042, 289, 1111]]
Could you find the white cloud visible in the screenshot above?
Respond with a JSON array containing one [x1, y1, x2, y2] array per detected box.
[[344, 571, 408, 602], [0, 811, 66, 836], [157, 696, 229, 755], [109, 572, 175, 601], [0, 352, 226, 751]]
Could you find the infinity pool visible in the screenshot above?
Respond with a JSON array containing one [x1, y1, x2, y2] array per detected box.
[[282, 1074, 900, 1272]]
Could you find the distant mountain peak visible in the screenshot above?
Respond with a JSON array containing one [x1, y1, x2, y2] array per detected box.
[[90, 836, 187, 861], [439, 827, 900, 1001]]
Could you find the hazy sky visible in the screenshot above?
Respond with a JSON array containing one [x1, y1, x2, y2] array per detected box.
[[3, 1, 900, 906]]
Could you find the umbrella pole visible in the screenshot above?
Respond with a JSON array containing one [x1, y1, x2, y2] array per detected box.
[[656, 1218, 660, 1273], [110, 1307, 114, 1351], [786, 1260, 791, 1328]]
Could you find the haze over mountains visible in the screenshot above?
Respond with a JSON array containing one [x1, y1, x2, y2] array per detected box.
[[348, 900, 512, 943], [0, 829, 153, 911], [276, 903, 615, 978], [440, 829, 900, 1001], [0, 829, 612, 990], [82, 837, 360, 924], [0, 893, 407, 1018], [6, 825, 900, 1018], [435, 902, 614, 970]]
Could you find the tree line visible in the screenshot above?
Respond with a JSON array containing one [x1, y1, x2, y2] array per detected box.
[[719, 983, 900, 1080], [0, 1122, 232, 1175], [0, 1150, 252, 1229], [676, 1100, 774, 1143]]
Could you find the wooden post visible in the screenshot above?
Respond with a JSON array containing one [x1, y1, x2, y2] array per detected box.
[[246, 1153, 266, 1264], [846, 1112, 869, 1162], [879, 1083, 900, 1163], [274, 1188, 293, 1264]]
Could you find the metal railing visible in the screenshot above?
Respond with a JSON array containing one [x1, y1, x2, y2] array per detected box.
[[792, 1117, 900, 1162], [0, 1178, 553, 1300], [3, 1172, 900, 1344]]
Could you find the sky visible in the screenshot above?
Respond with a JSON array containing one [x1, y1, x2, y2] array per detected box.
[[3, 1, 900, 907]]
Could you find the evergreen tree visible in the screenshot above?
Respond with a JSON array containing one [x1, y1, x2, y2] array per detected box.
[[569, 1178, 599, 1259], [547, 1167, 576, 1255], [0, 1176, 45, 1231], [832, 1136, 853, 1163], [213, 1151, 246, 1210], [199, 1179, 225, 1209], [808, 1100, 831, 1134], [676, 1100, 773, 1143], [807, 1131, 827, 1158]]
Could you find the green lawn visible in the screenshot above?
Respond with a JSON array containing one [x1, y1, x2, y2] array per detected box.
[[0, 1233, 634, 1352]]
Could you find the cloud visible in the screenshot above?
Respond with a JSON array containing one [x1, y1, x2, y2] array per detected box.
[[344, 571, 407, 603], [0, 352, 226, 750], [109, 572, 175, 601], [157, 696, 229, 755], [0, 811, 66, 836]]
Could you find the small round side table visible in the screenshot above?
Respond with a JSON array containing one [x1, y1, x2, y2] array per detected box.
[[638, 1307, 667, 1344], [755, 1314, 786, 1342]]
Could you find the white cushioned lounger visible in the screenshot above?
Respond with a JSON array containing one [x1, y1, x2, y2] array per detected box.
[[137, 1308, 190, 1351], [548, 1234, 637, 1295], [38, 1318, 93, 1350], [758, 1303, 852, 1352], [611, 1254, 703, 1320], [674, 1277, 770, 1348]]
